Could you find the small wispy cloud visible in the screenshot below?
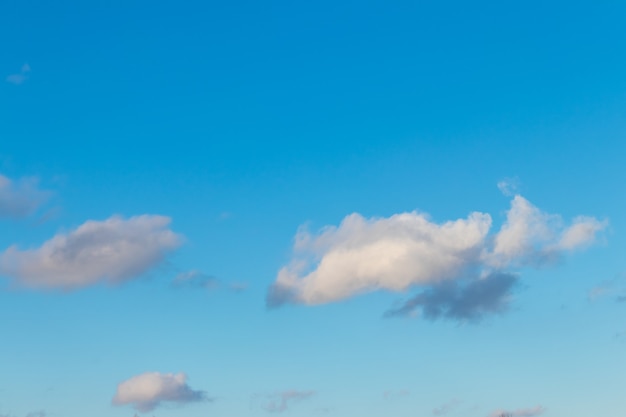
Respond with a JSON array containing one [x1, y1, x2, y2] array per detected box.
[[614, 331, 626, 342], [229, 281, 249, 292], [261, 390, 315, 413], [433, 399, 461, 416], [0, 412, 46, 417], [6, 63, 31, 85], [489, 405, 546, 417], [172, 270, 248, 294], [173, 270, 219, 290], [0, 174, 50, 219], [383, 389, 410, 400], [497, 177, 520, 197], [588, 276, 626, 303]]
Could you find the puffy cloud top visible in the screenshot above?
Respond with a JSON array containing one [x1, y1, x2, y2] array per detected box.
[[0, 215, 182, 289], [112, 372, 208, 412]]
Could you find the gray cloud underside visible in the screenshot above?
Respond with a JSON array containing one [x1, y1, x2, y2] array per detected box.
[[385, 273, 518, 321]]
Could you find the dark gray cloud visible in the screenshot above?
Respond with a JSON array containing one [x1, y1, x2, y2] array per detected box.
[[385, 273, 519, 322]]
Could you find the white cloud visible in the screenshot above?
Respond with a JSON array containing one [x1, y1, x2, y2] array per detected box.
[[0, 174, 50, 218], [490, 405, 546, 417], [268, 191, 606, 318], [0, 215, 182, 289], [112, 372, 208, 412], [269, 211, 492, 306], [6, 63, 31, 85], [262, 390, 315, 413]]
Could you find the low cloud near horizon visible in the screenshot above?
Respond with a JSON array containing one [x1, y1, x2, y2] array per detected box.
[[0, 215, 182, 290], [112, 372, 209, 412], [268, 190, 607, 321]]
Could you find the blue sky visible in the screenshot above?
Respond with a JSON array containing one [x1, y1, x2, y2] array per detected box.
[[1, 1, 625, 416]]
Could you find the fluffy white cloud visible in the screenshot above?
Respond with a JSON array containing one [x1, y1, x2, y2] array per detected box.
[[112, 372, 208, 412], [269, 211, 492, 306], [490, 405, 546, 417], [268, 192, 606, 318], [0, 215, 182, 289], [0, 174, 50, 218], [489, 196, 606, 268]]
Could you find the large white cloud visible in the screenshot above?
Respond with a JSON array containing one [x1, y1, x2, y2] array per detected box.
[[0, 174, 50, 219], [268, 193, 606, 318], [112, 372, 208, 412], [0, 215, 182, 289]]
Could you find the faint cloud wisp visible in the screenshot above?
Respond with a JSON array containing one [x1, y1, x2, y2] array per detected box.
[[490, 405, 546, 417], [6, 63, 31, 85], [0, 174, 50, 219], [262, 390, 315, 413]]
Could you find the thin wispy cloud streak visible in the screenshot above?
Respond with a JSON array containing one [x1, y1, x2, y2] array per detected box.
[[433, 399, 461, 416], [268, 189, 606, 321], [262, 390, 315, 413], [490, 405, 546, 417], [172, 270, 219, 290]]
